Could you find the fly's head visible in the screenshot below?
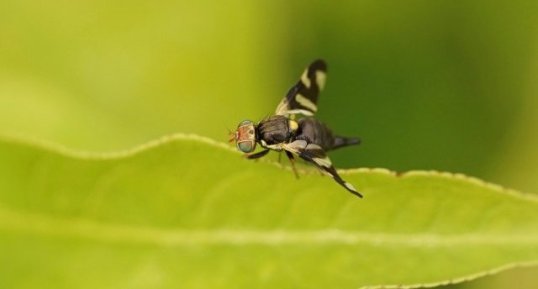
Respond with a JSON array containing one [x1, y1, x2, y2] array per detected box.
[[233, 120, 257, 153]]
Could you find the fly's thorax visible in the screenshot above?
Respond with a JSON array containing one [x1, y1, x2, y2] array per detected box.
[[257, 115, 295, 146], [234, 120, 257, 153]]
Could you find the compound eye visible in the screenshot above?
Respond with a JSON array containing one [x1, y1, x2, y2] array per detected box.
[[237, 141, 255, 153]]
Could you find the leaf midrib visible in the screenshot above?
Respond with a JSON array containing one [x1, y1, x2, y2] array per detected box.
[[1, 206, 537, 247]]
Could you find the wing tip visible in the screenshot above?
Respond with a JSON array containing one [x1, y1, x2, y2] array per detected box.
[[311, 59, 327, 71], [344, 182, 363, 198]]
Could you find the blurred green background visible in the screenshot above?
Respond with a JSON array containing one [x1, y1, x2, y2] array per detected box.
[[1, 0, 537, 287]]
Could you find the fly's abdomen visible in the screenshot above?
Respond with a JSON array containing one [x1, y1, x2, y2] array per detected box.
[[296, 118, 335, 150], [296, 118, 360, 151]]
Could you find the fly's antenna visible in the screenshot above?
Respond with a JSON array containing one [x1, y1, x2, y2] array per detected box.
[[226, 127, 236, 143]]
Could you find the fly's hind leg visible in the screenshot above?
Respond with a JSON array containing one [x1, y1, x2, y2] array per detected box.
[[283, 140, 362, 198]]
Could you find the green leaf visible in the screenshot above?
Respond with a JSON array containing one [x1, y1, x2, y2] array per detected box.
[[0, 134, 537, 289]]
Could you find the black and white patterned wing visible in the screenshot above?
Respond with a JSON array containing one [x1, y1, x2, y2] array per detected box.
[[283, 140, 362, 198], [275, 59, 327, 116]]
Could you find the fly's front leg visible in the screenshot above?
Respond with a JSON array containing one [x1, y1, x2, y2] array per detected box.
[[246, 149, 270, 159]]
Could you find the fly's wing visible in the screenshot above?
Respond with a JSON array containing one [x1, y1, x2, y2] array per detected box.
[[283, 140, 362, 198], [275, 59, 327, 116]]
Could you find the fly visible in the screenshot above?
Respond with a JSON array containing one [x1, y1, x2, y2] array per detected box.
[[231, 59, 362, 198]]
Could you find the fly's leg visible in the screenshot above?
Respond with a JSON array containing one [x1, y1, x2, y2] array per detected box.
[[283, 140, 362, 198], [246, 149, 270, 159], [285, 150, 300, 179]]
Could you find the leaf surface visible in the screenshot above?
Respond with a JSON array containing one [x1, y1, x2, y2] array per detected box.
[[0, 134, 537, 289]]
